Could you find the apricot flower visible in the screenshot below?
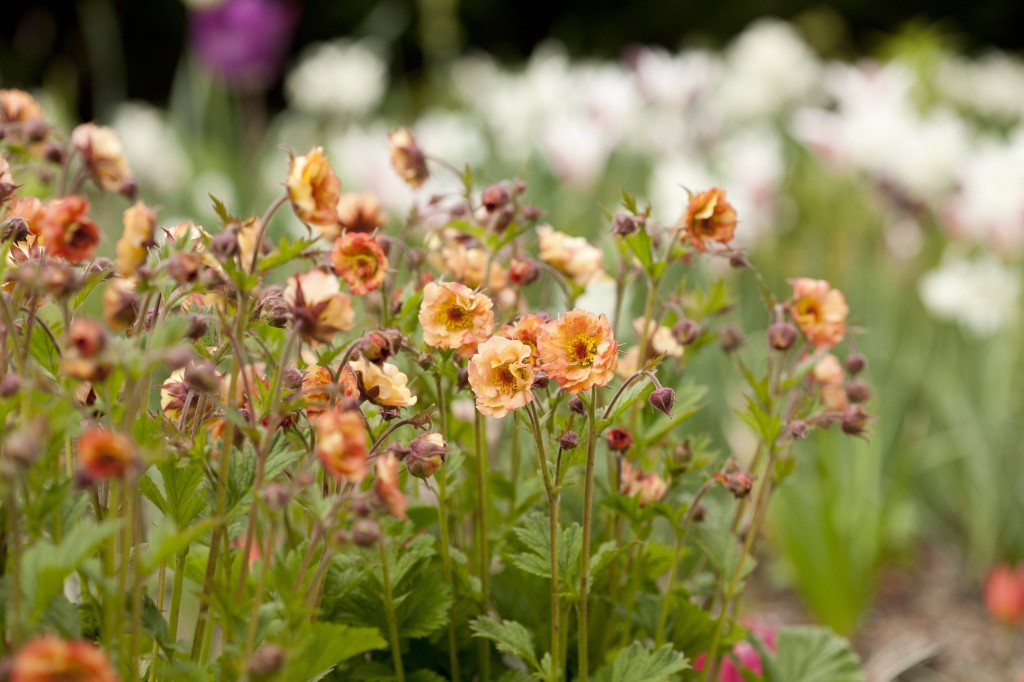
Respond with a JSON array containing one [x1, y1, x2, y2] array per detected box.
[[537, 309, 618, 394], [468, 335, 536, 418], [77, 428, 136, 481], [681, 187, 737, 252], [789, 278, 848, 348], [39, 196, 100, 264], [348, 357, 417, 408], [375, 451, 408, 519], [284, 269, 356, 344], [116, 201, 156, 276], [331, 232, 388, 295], [287, 146, 342, 230], [537, 225, 606, 286], [418, 281, 494, 355], [620, 460, 667, 506], [12, 636, 116, 682], [314, 406, 368, 483], [71, 123, 133, 193]]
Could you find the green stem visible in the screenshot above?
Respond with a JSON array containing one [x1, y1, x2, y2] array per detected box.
[[167, 550, 188, 653], [244, 522, 277, 654], [434, 374, 461, 682], [474, 410, 491, 682], [148, 561, 168, 681], [379, 539, 406, 682], [5, 485, 22, 647], [527, 402, 560, 678], [578, 386, 599, 682]]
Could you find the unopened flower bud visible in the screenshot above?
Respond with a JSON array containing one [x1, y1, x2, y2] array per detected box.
[[841, 405, 870, 436], [509, 258, 541, 286], [846, 379, 871, 404], [1, 217, 29, 243], [611, 213, 640, 236], [766, 322, 797, 351], [719, 325, 745, 353], [260, 483, 291, 512], [649, 387, 676, 417], [787, 420, 810, 439], [672, 318, 701, 346], [387, 127, 429, 188], [184, 363, 220, 394], [166, 252, 199, 283], [569, 396, 586, 415], [558, 431, 579, 450], [481, 184, 510, 212], [845, 353, 867, 375], [120, 179, 139, 202], [729, 250, 751, 269], [351, 517, 381, 548], [360, 331, 397, 364], [163, 348, 194, 372], [691, 504, 707, 522], [522, 204, 544, 221], [247, 644, 285, 679], [714, 461, 753, 498], [456, 366, 469, 391], [406, 432, 447, 479], [257, 287, 290, 328], [41, 262, 80, 297], [379, 405, 400, 421], [0, 373, 20, 397], [417, 352, 434, 370], [186, 315, 209, 340], [210, 230, 239, 263], [282, 367, 304, 390], [44, 143, 65, 164], [531, 372, 550, 390], [606, 428, 632, 451]]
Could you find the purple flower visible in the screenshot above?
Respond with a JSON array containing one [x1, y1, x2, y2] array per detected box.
[[189, 0, 299, 91]]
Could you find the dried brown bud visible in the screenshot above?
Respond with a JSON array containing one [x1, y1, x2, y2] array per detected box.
[[558, 431, 579, 450], [844, 353, 867, 376], [247, 644, 285, 679], [841, 405, 870, 436], [649, 387, 676, 417], [1, 217, 29, 243], [846, 379, 872, 404], [481, 184, 511, 212], [766, 322, 797, 352], [186, 315, 209, 340], [569, 396, 586, 415], [531, 372, 550, 390], [44, 143, 65, 165], [351, 517, 381, 548], [606, 428, 633, 451], [509, 258, 541, 286], [672, 318, 701, 346], [611, 213, 640, 236], [718, 325, 745, 353], [166, 252, 199, 283]]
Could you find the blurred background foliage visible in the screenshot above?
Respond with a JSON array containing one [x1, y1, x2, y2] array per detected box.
[[5, 0, 1024, 645]]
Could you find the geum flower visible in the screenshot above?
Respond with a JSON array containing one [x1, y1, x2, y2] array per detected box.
[[375, 450, 408, 519], [388, 127, 429, 188], [39, 196, 100, 264], [314, 406, 368, 483], [620, 460, 667, 506], [12, 636, 117, 682], [302, 364, 359, 418], [468, 335, 536, 418], [116, 201, 156, 276], [284, 269, 355, 344], [537, 309, 618, 394], [332, 232, 388, 295], [287, 146, 342, 232], [497, 313, 548, 364], [71, 123, 134, 194], [348, 357, 417, 408], [789, 278, 848, 348], [77, 428, 137, 481], [418, 281, 494, 356], [536, 225, 606, 287], [680, 187, 738, 252]]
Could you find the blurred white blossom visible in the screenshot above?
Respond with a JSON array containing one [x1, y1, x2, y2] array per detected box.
[[113, 102, 190, 195], [285, 39, 387, 118], [919, 253, 1021, 335]]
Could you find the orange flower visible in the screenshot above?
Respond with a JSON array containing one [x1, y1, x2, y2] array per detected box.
[[71, 123, 133, 193], [336, 192, 387, 236], [287, 146, 342, 231], [0, 89, 45, 126], [12, 636, 116, 682], [116, 201, 156, 276], [468, 335, 536, 418], [348, 358, 417, 408], [7, 197, 46, 236], [537, 309, 618, 394], [536, 225, 606, 286], [102, 277, 139, 332], [812, 353, 847, 412], [375, 450, 407, 519], [441, 240, 508, 292], [620, 460, 667, 506], [418, 281, 494, 356], [302, 364, 360, 418], [331, 232, 388, 295], [680, 187, 737, 252], [39, 196, 100, 264], [314, 406, 368, 483], [497, 313, 547, 364], [387, 127, 429, 188], [77, 428, 136, 481], [284, 269, 356, 344], [789, 278, 848, 348]]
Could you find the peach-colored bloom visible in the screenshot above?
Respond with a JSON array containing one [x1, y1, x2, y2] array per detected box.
[[418, 281, 494, 355], [633, 317, 684, 359], [234, 216, 263, 268], [336, 192, 387, 236], [813, 353, 847, 412], [39, 195, 100, 264], [77, 428, 136, 481], [497, 313, 547, 364], [331, 232, 388, 295], [12, 636, 117, 682], [536, 225, 606, 286], [537, 309, 618, 394], [314, 407, 368, 483], [302, 365, 360, 418], [7, 197, 46, 236], [103, 277, 138, 331], [789, 278, 848, 348], [442, 241, 508, 292], [348, 357, 417, 408], [287, 146, 342, 230], [0, 89, 45, 126], [71, 123, 133, 193], [620, 460, 667, 506], [284, 269, 356, 344], [468, 335, 536, 418], [388, 127, 429, 188], [375, 450, 408, 519], [116, 201, 156, 276], [681, 187, 737, 252]]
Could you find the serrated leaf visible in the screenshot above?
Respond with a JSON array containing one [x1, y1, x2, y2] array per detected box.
[[594, 641, 689, 682], [470, 616, 540, 671], [763, 627, 863, 682], [281, 622, 387, 682], [209, 193, 235, 224]]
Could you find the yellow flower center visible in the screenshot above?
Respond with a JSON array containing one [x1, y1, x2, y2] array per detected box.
[[793, 298, 821, 324], [443, 303, 472, 331], [568, 333, 598, 366]]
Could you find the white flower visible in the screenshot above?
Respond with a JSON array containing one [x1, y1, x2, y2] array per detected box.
[[285, 39, 387, 118], [414, 110, 487, 168], [112, 102, 190, 194], [919, 253, 1021, 336], [937, 52, 1024, 123]]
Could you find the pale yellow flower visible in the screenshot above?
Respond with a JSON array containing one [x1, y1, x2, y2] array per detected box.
[[348, 357, 417, 408], [536, 224, 606, 286], [468, 335, 536, 418], [790, 278, 848, 348], [418, 281, 494, 356], [71, 123, 133, 193], [115, 201, 156, 276], [287, 146, 342, 230], [284, 269, 356, 344]]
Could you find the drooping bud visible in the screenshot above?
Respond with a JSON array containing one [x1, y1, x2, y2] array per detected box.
[[845, 379, 872, 404], [844, 353, 867, 375], [247, 644, 286, 680], [719, 325, 745, 353], [714, 461, 754, 498], [766, 322, 797, 352], [606, 428, 633, 451], [568, 396, 586, 415], [509, 258, 541, 286], [405, 432, 448, 480], [648, 387, 676, 417], [558, 431, 579, 450], [611, 213, 640, 236], [840, 405, 870, 436], [481, 183, 511, 212], [387, 127, 429, 188], [672, 318, 701, 346]]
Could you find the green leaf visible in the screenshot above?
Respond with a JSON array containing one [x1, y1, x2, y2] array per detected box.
[[209, 193, 236, 224], [594, 641, 689, 682], [141, 517, 215, 576], [141, 595, 173, 656], [470, 616, 541, 672], [763, 627, 863, 682], [281, 622, 387, 682], [259, 236, 320, 273], [623, 230, 654, 270]]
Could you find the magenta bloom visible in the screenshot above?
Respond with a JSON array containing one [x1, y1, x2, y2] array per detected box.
[[695, 622, 777, 682], [189, 0, 299, 90]]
